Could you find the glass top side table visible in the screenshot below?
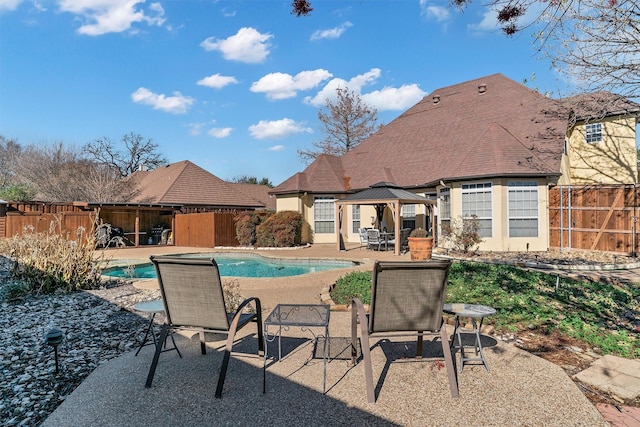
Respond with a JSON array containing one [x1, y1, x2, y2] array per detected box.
[[263, 304, 330, 393], [443, 303, 496, 372]]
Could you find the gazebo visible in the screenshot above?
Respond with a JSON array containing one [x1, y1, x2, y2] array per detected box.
[[335, 182, 436, 255]]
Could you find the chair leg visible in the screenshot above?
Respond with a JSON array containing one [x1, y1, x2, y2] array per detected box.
[[145, 324, 169, 388], [352, 298, 375, 403], [440, 325, 459, 398], [200, 331, 206, 355]]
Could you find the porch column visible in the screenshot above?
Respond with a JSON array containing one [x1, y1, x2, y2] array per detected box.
[[134, 209, 140, 247], [394, 202, 401, 255]]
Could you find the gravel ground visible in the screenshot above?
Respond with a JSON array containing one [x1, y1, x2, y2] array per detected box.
[[1, 254, 161, 427]]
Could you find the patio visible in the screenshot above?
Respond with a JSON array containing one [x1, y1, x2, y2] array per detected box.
[[39, 244, 610, 426]]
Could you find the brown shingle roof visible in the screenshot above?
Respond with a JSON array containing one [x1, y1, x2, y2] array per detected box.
[[132, 160, 264, 208], [273, 74, 575, 194], [231, 183, 276, 210], [560, 91, 640, 121]]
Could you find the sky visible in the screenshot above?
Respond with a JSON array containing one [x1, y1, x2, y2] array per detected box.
[[0, 0, 574, 186]]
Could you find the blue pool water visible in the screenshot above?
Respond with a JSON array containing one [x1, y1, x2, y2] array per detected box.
[[102, 253, 357, 279]]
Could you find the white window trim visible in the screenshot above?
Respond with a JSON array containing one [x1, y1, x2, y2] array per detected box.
[[461, 182, 493, 238], [585, 122, 602, 144], [352, 205, 361, 233], [507, 181, 539, 238], [313, 197, 336, 234]]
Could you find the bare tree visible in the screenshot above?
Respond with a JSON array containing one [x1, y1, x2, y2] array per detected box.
[[16, 143, 140, 202], [540, 0, 640, 100], [0, 135, 22, 188], [83, 132, 168, 177], [298, 87, 379, 164]]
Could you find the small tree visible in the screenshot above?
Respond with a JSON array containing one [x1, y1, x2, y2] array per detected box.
[[441, 215, 483, 253], [298, 87, 379, 164], [230, 175, 273, 188]]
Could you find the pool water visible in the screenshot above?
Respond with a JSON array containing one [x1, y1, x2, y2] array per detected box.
[[102, 253, 358, 279]]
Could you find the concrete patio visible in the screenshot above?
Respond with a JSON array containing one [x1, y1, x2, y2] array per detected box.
[[40, 244, 638, 426]]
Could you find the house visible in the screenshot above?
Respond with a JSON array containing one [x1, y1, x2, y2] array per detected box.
[[270, 73, 640, 252], [132, 160, 273, 211]]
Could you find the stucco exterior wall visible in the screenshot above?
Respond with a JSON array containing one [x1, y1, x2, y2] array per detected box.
[[566, 115, 638, 185], [436, 179, 550, 252]]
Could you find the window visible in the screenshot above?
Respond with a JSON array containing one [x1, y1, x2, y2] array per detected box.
[[314, 197, 335, 233], [461, 183, 492, 238], [401, 204, 416, 229], [508, 182, 539, 237], [585, 123, 602, 144], [352, 205, 361, 233], [439, 188, 451, 232]]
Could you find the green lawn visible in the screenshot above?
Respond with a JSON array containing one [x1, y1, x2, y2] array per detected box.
[[331, 261, 640, 358]]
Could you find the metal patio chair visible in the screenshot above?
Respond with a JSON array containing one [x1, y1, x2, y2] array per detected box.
[[351, 260, 459, 403], [144, 255, 264, 398]]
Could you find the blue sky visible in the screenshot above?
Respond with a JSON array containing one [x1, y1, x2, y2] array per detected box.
[[0, 0, 573, 186]]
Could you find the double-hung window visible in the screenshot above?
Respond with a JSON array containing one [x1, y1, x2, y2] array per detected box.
[[461, 183, 492, 238], [439, 188, 451, 232], [401, 204, 416, 229], [585, 123, 602, 144], [352, 205, 361, 233], [314, 197, 335, 234], [508, 182, 539, 237]]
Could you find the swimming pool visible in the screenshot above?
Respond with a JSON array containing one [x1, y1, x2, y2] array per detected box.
[[102, 253, 359, 279]]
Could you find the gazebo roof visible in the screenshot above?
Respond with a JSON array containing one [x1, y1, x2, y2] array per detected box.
[[338, 182, 434, 205]]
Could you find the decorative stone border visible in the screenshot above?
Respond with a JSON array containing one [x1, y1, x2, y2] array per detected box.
[[434, 254, 640, 271]]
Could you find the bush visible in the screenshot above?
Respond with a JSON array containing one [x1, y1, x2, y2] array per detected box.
[[235, 211, 272, 246], [0, 217, 104, 295], [331, 270, 372, 305], [255, 211, 304, 247], [441, 215, 483, 253]]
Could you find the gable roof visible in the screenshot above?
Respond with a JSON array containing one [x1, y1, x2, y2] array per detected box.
[[273, 73, 572, 195], [132, 160, 264, 209]]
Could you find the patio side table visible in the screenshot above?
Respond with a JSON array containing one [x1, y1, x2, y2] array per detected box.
[[443, 303, 496, 372], [133, 299, 181, 358], [263, 304, 330, 393]]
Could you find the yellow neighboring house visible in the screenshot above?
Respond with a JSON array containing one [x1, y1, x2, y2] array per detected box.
[[270, 74, 640, 252]]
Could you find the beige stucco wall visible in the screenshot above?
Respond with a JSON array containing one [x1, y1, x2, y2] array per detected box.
[[436, 179, 550, 252], [566, 115, 638, 184]]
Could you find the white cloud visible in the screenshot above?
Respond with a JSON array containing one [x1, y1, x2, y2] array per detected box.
[[425, 5, 451, 22], [131, 87, 194, 114], [208, 127, 233, 138], [251, 69, 332, 100], [362, 84, 427, 111], [187, 122, 204, 136], [197, 74, 238, 89], [200, 27, 273, 64], [248, 118, 312, 140], [57, 0, 165, 36], [269, 145, 285, 152], [0, 0, 23, 13], [310, 21, 352, 41], [304, 68, 381, 106]]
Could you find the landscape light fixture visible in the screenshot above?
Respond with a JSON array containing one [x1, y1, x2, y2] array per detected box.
[[45, 327, 64, 373]]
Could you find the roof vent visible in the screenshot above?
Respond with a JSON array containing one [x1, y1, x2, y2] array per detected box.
[[478, 84, 487, 94], [432, 95, 440, 104]]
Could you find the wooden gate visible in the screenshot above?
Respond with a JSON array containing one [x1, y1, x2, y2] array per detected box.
[[549, 185, 639, 255], [174, 212, 238, 248]]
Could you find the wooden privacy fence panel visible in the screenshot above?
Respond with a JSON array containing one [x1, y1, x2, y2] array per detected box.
[[4, 212, 95, 243], [174, 212, 238, 248], [549, 185, 639, 254]]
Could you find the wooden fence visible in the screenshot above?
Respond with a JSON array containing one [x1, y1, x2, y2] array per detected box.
[[174, 212, 238, 247], [3, 211, 96, 243], [549, 185, 639, 255]]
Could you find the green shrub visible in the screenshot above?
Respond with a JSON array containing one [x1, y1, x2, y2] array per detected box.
[[0, 218, 104, 295], [331, 270, 372, 305], [255, 211, 304, 247], [234, 211, 272, 246]]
